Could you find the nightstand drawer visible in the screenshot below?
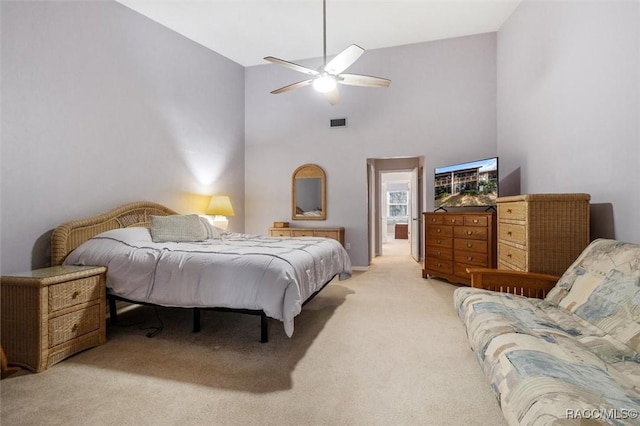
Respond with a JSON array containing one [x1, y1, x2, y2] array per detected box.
[[49, 304, 101, 347], [49, 276, 101, 312]]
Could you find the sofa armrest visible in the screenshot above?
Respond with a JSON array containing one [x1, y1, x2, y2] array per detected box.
[[466, 268, 560, 299]]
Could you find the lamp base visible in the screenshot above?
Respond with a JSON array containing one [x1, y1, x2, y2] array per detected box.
[[208, 215, 229, 230]]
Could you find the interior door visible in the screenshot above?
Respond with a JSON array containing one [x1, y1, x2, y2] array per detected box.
[[410, 167, 420, 262]]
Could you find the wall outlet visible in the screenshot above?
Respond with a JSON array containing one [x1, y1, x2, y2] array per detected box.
[[345, 242, 351, 250]]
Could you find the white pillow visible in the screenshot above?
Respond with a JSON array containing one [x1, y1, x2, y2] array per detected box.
[[149, 214, 208, 243], [198, 217, 222, 240]]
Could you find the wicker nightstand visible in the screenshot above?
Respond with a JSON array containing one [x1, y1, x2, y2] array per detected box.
[[1, 265, 107, 373]]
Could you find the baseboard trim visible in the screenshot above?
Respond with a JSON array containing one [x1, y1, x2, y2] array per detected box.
[[351, 266, 369, 272]]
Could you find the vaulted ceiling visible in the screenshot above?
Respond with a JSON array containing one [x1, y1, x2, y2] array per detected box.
[[117, 0, 523, 67]]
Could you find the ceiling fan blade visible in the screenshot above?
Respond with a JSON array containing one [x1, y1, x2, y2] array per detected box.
[[324, 44, 364, 75], [270, 79, 313, 94], [264, 56, 319, 76], [339, 73, 391, 88], [322, 88, 341, 106]]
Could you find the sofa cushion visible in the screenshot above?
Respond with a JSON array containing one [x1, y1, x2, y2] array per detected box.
[[455, 286, 640, 425], [545, 239, 640, 351]]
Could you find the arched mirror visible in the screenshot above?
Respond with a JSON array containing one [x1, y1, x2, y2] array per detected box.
[[292, 164, 326, 220]]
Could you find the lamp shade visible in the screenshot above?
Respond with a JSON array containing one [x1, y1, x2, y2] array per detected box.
[[207, 195, 235, 217]]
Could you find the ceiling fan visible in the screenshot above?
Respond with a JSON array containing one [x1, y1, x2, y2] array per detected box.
[[264, 0, 391, 105]]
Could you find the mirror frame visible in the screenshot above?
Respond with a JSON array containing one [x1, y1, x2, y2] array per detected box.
[[292, 164, 326, 221]]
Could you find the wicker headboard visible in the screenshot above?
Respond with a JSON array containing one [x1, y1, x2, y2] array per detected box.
[[51, 201, 178, 266]]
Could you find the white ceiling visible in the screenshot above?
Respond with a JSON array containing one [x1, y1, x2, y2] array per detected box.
[[117, 0, 523, 67]]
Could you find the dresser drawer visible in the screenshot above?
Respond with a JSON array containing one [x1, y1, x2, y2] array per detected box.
[[426, 258, 453, 275], [292, 230, 315, 237], [425, 214, 464, 225], [427, 224, 453, 238], [426, 235, 453, 249], [454, 239, 487, 254], [454, 251, 488, 267], [464, 215, 488, 227], [454, 226, 488, 241], [49, 304, 101, 347], [48, 276, 101, 312], [498, 202, 527, 221], [498, 223, 526, 245], [313, 230, 338, 240], [426, 245, 453, 260], [498, 242, 528, 270], [270, 229, 292, 237]]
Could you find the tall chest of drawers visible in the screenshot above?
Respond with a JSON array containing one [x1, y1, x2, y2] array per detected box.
[[422, 212, 496, 285], [496, 193, 590, 276]]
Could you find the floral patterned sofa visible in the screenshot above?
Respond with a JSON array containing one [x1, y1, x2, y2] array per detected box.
[[455, 239, 640, 425]]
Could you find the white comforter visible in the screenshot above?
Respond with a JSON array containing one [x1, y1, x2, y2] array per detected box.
[[63, 227, 352, 337]]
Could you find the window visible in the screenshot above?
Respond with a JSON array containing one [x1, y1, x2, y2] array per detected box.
[[387, 191, 408, 217]]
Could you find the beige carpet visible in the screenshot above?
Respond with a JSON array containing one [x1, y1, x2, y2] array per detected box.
[[1, 239, 506, 425]]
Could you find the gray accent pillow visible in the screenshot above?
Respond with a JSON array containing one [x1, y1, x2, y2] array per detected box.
[[150, 214, 208, 242]]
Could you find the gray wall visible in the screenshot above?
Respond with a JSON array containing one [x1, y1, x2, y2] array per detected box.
[[245, 33, 498, 267], [497, 0, 640, 243], [1, 1, 245, 274]]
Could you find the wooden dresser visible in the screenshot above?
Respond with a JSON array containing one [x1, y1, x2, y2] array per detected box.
[[496, 193, 590, 276], [269, 227, 345, 246], [422, 211, 496, 285]]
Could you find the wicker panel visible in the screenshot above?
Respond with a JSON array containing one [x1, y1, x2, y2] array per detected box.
[[47, 332, 104, 369], [49, 304, 101, 347], [51, 201, 177, 265], [48, 276, 101, 312], [0, 283, 48, 372]]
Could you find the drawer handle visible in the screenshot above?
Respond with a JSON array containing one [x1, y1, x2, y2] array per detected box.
[[431, 218, 437, 222], [473, 219, 478, 224], [467, 256, 473, 261], [451, 219, 456, 223], [71, 323, 78, 332], [507, 231, 512, 236], [436, 228, 441, 233], [467, 243, 473, 248], [507, 209, 512, 214], [436, 251, 441, 256], [72, 291, 80, 299], [437, 263, 443, 267], [507, 254, 512, 258], [436, 239, 442, 244], [467, 231, 473, 235]]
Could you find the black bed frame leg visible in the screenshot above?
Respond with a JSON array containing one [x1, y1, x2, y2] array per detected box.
[[108, 295, 119, 325], [193, 308, 201, 333], [260, 313, 269, 343]]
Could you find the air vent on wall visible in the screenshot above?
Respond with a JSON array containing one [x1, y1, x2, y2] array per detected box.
[[330, 118, 347, 128]]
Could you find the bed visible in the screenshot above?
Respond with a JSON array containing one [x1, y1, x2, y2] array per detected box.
[[51, 201, 352, 342]]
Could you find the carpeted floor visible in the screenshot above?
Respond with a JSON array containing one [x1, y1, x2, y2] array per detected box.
[[1, 239, 506, 425]]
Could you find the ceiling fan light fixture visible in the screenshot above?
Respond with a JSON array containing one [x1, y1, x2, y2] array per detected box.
[[313, 74, 337, 93]]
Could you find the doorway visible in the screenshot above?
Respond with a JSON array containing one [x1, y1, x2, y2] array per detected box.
[[367, 157, 424, 263]]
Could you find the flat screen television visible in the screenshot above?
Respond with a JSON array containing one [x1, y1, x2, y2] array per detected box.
[[434, 157, 498, 209]]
